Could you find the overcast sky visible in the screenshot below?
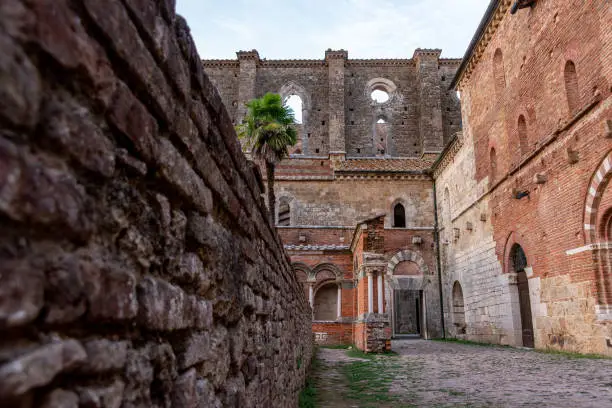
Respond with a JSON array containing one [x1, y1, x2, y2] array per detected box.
[[175, 0, 491, 60]]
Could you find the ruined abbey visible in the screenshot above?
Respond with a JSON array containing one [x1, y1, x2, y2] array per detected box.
[[0, 0, 610, 407], [203, 0, 612, 355]]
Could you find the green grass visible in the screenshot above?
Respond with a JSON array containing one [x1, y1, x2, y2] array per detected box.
[[299, 378, 317, 408], [319, 344, 351, 349], [536, 348, 610, 359], [341, 360, 397, 404]]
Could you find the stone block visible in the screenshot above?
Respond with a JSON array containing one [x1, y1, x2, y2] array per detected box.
[[0, 33, 41, 129], [0, 340, 86, 398], [40, 389, 79, 408], [157, 138, 213, 214], [137, 276, 212, 331], [76, 379, 125, 408], [0, 258, 44, 328], [174, 331, 210, 370], [40, 92, 115, 177], [79, 339, 129, 374], [172, 368, 198, 408]]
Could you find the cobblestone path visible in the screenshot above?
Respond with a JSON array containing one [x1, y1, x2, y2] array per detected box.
[[313, 339, 612, 407]]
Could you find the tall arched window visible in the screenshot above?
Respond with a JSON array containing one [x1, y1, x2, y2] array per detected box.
[[374, 117, 390, 156], [564, 60, 579, 115], [489, 148, 498, 184], [277, 199, 290, 226], [493, 49, 506, 98], [517, 115, 528, 155], [393, 203, 406, 228], [452, 281, 466, 334], [285, 94, 303, 124]]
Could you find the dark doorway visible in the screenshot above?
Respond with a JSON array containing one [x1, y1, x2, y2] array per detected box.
[[511, 244, 534, 348], [394, 289, 421, 335], [393, 203, 406, 228]]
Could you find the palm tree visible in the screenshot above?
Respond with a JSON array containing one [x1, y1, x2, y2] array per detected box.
[[237, 93, 297, 225]]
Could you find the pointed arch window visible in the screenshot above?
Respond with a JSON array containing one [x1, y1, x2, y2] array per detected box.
[[493, 49, 506, 98], [393, 203, 406, 228], [564, 60, 579, 115], [517, 115, 528, 155], [277, 199, 290, 226]]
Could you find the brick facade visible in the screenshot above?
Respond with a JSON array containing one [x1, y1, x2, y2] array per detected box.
[[437, 0, 612, 354]]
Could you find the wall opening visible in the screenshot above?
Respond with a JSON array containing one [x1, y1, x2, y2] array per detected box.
[[443, 187, 451, 226], [371, 89, 389, 103], [517, 115, 528, 155], [493, 48, 506, 98], [393, 203, 406, 228], [452, 281, 466, 334], [285, 94, 303, 124], [564, 60, 579, 115], [509, 244, 534, 348], [277, 199, 290, 226], [374, 117, 390, 156], [313, 283, 338, 321]]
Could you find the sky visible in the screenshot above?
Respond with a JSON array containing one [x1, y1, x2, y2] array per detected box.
[[175, 0, 491, 60]]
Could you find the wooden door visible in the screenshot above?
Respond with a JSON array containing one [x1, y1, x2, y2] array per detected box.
[[517, 271, 534, 347]]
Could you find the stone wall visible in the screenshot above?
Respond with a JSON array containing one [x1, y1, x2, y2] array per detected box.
[[203, 51, 461, 158], [0, 0, 312, 406]]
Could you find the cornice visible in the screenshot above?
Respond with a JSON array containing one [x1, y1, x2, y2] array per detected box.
[[432, 132, 464, 178], [450, 0, 512, 90]]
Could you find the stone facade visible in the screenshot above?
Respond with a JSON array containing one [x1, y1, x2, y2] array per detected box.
[[203, 49, 461, 157], [0, 1, 312, 406], [436, 0, 612, 354], [203, 48, 461, 351]]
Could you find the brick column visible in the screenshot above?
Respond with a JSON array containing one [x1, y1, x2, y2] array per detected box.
[[236, 50, 260, 124], [414, 49, 444, 154], [325, 49, 347, 156]]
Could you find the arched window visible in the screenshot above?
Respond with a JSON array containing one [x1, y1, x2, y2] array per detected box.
[[374, 117, 390, 156], [493, 49, 506, 98], [277, 199, 290, 226], [371, 89, 389, 103], [285, 94, 303, 124], [452, 281, 466, 334], [517, 115, 528, 155], [313, 283, 338, 321], [393, 203, 406, 228], [564, 60, 579, 115], [489, 148, 498, 183]]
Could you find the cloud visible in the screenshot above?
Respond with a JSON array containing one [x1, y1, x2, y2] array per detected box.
[[176, 0, 490, 59]]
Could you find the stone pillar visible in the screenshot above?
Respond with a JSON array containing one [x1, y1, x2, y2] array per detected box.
[[309, 283, 314, 308], [377, 273, 383, 313], [367, 272, 374, 314], [236, 50, 260, 124], [413, 49, 444, 154], [325, 49, 347, 156], [337, 283, 342, 319]]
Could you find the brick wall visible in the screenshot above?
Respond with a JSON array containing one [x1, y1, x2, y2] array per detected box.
[[439, 1, 612, 354], [0, 1, 312, 406]]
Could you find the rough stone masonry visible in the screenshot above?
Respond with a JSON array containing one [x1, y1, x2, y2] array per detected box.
[[0, 0, 312, 407]]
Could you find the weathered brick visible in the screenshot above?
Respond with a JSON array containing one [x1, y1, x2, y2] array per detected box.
[[0, 257, 44, 328]]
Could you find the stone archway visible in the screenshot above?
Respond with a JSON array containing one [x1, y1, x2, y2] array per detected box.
[[386, 250, 431, 338]]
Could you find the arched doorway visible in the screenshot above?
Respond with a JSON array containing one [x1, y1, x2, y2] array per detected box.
[[313, 283, 338, 321], [510, 244, 534, 347]]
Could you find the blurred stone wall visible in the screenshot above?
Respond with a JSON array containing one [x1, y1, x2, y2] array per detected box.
[[0, 0, 312, 406]]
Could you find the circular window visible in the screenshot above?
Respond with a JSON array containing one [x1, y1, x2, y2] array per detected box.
[[371, 89, 389, 103]]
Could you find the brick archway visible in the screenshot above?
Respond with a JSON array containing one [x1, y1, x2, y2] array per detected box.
[[583, 150, 612, 244], [387, 250, 429, 275], [311, 263, 343, 282]]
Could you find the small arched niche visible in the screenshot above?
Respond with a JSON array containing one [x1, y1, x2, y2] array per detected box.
[[452, 281, 466, 334]]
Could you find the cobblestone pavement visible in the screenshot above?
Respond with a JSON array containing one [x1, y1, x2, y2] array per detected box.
[[314, 340, 612, 407]]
